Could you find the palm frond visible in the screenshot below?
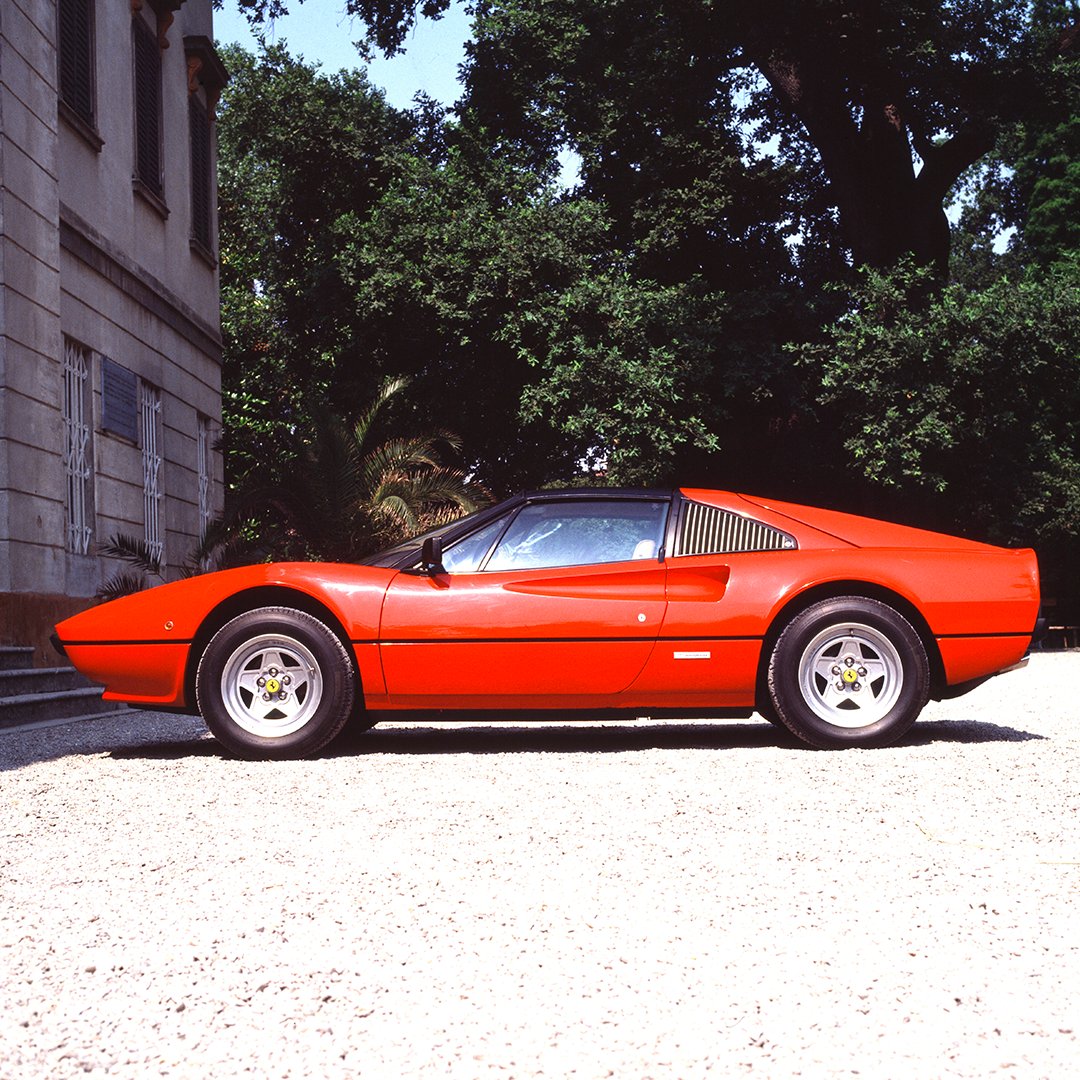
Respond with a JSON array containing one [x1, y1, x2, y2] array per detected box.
[[97, 570, 151, 601], [358, 429, 465, 493], [369, 491, 418, 532], [98, 533, 163, 578], [350, 375, 410, 453], [180, 518, 265, 577], [223, 378, 488, 561]]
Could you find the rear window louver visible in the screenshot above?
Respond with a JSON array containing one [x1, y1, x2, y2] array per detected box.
[[677, 501, 796, 556]]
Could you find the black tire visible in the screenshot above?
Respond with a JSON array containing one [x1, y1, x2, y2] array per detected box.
[[196, 606, 356, 760], [331, 707, 380, 749], [756, 700, 787, 729], [767, 596, 929, 749]]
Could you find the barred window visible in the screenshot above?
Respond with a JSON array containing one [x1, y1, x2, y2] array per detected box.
[[141, 382, 163, 564], [58, 0, 95, 126], [197, 414, 213, 538], [132, 15, 163, 198], [62, 338, 94, 555], [189, 96, 212, 250], [676, 500, 796, 556]]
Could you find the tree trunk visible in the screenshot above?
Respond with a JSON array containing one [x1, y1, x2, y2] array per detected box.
[[749, 45, 993, 276]]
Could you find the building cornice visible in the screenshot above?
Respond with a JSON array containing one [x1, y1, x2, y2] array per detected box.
[[184, 35, 230, 119], [59, 204, 223, 363]]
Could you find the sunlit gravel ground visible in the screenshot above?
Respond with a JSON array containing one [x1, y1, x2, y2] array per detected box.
[[2, 652, 1078, 1079]]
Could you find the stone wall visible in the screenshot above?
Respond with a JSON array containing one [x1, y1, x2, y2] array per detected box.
[[0, 0, 226, 661]]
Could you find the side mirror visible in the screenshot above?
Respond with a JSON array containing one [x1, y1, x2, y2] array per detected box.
[[421, 536, 445, 575]]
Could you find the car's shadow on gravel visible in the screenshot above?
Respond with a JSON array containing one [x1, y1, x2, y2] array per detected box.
[[327, 717, 1046, 756], [901, 719, 1046, 746], [100, 716, 1045, 762]]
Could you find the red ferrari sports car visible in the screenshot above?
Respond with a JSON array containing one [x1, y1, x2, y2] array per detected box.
[[54, 488, 1040, 759]]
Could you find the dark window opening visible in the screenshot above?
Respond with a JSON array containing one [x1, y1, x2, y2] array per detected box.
[[189, 96, 212, 250], [58, 0, 95, 127], [132, 16, 162, 198]]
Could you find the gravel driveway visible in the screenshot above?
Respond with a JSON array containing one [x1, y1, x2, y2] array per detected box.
[[2, 653, 1077, 1079]]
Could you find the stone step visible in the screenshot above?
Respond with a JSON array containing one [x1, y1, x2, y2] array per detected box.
[[0, 707, 134, 735], [0, 646, 35, 672], [0, 666, 90, 698], [0, 687, 122, 731]]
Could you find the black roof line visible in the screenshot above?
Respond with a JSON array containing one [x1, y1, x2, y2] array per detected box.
[[518, 486, 674, 501]]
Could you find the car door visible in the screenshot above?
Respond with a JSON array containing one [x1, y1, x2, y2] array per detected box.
[[628, 495, 799, 701], [378, 497, 671, 705]]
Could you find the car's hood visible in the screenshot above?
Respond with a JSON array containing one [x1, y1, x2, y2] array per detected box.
[[55, 562, 397, 645]]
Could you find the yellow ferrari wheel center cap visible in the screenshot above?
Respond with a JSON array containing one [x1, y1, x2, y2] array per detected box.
[[265, 677, 281, 694], [842, 669, 859, 685]]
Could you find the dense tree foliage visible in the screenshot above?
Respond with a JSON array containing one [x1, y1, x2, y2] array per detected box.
[[229, 0, 1077, 272], [217, 43, 779, 494], [215, 3, 1080, 610], [799, 260, 1080, 533], [217, 46, 413, 474]]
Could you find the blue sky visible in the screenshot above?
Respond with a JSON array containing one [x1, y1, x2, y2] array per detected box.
[[213, 1, 472, 109]]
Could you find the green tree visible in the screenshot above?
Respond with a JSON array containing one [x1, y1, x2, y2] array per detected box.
[[328, 125, 606, 489], [217, 44, 423, 489], [946, 5, 1080, 285], [333, 133, 768, 488], [217, 42, 754, 491], [261, 0, 1079, 274], [797, 259, 1080, 596], [214, 10, 1080, 602]]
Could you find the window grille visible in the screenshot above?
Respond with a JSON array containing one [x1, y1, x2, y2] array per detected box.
[[141, 382, 164, 563], [189, 96, 212, 250], [62, 339, 93, 555], [197, 414, 212, 537], [59, 0, 95, 126], [133, 16, 163, 197], [677, 500, 795, 556]]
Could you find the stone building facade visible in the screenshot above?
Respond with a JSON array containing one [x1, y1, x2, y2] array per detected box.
[[1, 0, 227, 661]]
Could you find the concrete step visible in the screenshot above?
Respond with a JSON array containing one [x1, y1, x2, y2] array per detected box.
[[0, 686, 122, 731], [0, 707, 134, 735], [0, 666, 90, 698], [0, 646, 34, 672]]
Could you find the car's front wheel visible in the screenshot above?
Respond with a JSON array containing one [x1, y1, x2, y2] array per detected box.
[[196, 607, 355, 760], [767, 597, 929, 749]]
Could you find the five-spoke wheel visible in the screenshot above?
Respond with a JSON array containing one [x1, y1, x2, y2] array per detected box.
[[197, 607, 355, 759], [767, 597, 929, 749]]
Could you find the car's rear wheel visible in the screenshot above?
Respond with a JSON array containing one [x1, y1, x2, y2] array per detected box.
[[756, 700, 786, 729], [767, 597, 929, 749], [196, 607, 355, 760]]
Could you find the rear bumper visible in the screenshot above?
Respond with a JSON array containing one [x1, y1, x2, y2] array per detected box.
[[999, 654, 1030, 676], [937, 633, 1032, 688], [934, 647, 1029, 701]]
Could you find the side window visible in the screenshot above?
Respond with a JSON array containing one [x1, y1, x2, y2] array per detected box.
[[485, 501, 667, 572], [442, 516, 508, 574], [676, 500, 796, 556]]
